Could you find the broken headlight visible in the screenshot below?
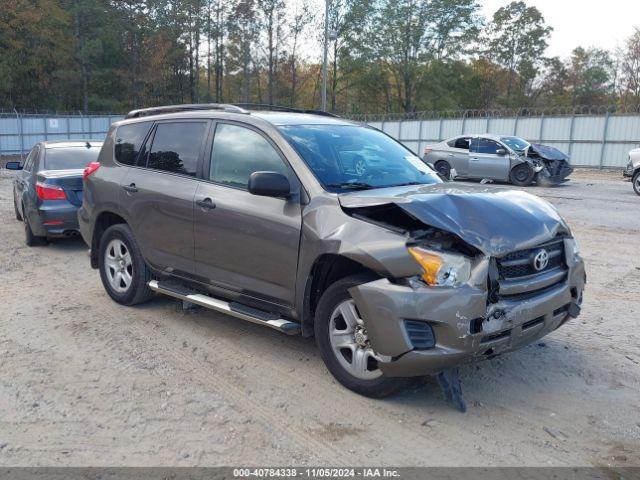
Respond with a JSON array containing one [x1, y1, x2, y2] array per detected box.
[[565, 237, 580, 262], [407, 247, 471, 287]]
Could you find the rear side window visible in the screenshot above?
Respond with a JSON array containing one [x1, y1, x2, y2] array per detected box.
[[454, 137, 470, 150], [115, 122, 152, 165], [470, 138, 501, 154], [23, 146, 39, 171], [44, 146, 101, 170], [209, 123, 289, 189], [146, 122, 207, 177]]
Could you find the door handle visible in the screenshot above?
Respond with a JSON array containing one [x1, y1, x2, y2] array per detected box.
[[470, 157, 480, 162], [196, 197, 216, 210], [448, 153, 454, 157], [122, 183, 138, 193]]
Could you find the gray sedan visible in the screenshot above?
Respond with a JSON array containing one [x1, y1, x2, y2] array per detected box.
[[6, 140, 103, 246], [423, 134, 573, 186]]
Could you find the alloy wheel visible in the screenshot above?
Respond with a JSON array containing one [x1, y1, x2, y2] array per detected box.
[[104, 239, 133, 293], [328, 299, 382, 380]]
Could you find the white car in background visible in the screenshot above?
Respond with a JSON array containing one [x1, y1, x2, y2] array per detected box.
[[623, 148, 640, 196]]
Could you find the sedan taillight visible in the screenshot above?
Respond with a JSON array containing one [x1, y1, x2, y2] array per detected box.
[[36, 182, 67, 200]]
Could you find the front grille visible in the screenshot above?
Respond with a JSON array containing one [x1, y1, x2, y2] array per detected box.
[[498, 239, 565, 280]]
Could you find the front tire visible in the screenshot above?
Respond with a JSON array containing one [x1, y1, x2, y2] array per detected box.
[[314, 274, 408, 398], [633, 171, 640, 196], [509, 163, 535, 186], [98, 224, 155, 306]]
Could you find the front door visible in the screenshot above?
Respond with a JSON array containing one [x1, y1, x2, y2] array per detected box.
[[468, 137, 510, 180], [193, 122, 302, 307], [120, 120, 209, 276]]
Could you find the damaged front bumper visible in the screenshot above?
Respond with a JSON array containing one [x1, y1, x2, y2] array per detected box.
[[349, 253, 585, 378], [536, 161, 574, 185]]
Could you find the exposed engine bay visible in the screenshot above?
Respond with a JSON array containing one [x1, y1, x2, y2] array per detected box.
[[526, 143, 574, 185]]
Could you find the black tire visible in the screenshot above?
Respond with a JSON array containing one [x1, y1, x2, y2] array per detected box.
[[314, 274, 409, 398], [434, 160, 452, 180], [509, 163, 535, 187], [13, 193, 22, 221], [23, 209, 47, 247], [633, 171, 640, 196], [98, 223, 155, 306]]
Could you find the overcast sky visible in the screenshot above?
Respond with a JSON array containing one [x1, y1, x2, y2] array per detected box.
[[480, 0, 640, 58]]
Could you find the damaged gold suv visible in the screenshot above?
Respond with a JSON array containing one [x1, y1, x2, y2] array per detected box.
[[79, 104, 585, 408]]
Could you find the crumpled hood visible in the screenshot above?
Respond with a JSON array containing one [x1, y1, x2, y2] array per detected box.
[[530, 143, 569, 161], [339, 183, 569, 256]]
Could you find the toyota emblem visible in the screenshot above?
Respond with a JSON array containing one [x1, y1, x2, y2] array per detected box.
[[532, 249, 549, 271]]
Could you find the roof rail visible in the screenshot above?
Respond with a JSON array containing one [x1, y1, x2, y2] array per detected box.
[[125, 103, 249, 119], [233, 103, 340, 118]]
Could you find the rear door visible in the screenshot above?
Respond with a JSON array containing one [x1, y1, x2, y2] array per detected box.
[[120, 120, 210, 276], [468, 137, 510, 180], [448, 137, 471, 176], [193, 121, 302, 307]]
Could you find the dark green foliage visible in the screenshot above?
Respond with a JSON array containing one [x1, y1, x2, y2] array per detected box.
[[0, 0, 637, 114]]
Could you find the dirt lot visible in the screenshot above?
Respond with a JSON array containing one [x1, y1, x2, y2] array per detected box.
[[0, 168, 638, 467]]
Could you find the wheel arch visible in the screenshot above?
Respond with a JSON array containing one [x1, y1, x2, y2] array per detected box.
[[300, 254, 381, 337], [90, 210, 128, 268]]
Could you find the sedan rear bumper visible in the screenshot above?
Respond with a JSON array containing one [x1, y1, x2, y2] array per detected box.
[[32, 202, 80, 237]]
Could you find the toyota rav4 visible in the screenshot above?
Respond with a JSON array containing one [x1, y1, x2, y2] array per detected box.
[[78, 104, 585, 399]]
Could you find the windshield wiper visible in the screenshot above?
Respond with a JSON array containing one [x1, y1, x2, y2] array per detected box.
[[388, 181, 425, 187], [325, 182, 376, 190]]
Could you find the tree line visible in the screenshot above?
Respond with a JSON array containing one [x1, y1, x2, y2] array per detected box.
[[1, 0, 640, 114]]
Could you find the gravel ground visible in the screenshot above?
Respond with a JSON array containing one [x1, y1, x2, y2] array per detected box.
[[0, 169, 638, 467]]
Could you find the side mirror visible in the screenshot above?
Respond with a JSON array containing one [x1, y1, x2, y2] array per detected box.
[[248, 171, 290, 198], [5, 161, 22, 170], [496, 149, 507, 156]]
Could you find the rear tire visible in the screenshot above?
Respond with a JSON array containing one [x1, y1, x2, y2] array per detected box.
[[509, 163, 535, 187], [633, 171, 640, 196], [24, 210, 47, 247], [434, 160, 452, 180], [98, 223, 155, 306], [314, 274, 409, 398]]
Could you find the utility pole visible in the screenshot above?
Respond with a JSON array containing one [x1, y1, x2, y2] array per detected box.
[[321, 0, 329, 111]]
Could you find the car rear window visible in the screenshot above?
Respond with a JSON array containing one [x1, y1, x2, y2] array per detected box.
[[44, 146, 101, 170], [115, 122, 152, 165]]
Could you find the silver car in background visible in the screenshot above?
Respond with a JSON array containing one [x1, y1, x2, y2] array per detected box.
[[424, 134, 573, 186]]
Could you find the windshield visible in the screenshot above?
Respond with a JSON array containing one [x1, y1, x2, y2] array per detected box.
[[279, 125, 441, 191], [44, 146, 101, 170], [500, 136, 530, 152]]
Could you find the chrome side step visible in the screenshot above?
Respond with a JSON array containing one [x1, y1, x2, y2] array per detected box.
[[148, 280, 301, 335]]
